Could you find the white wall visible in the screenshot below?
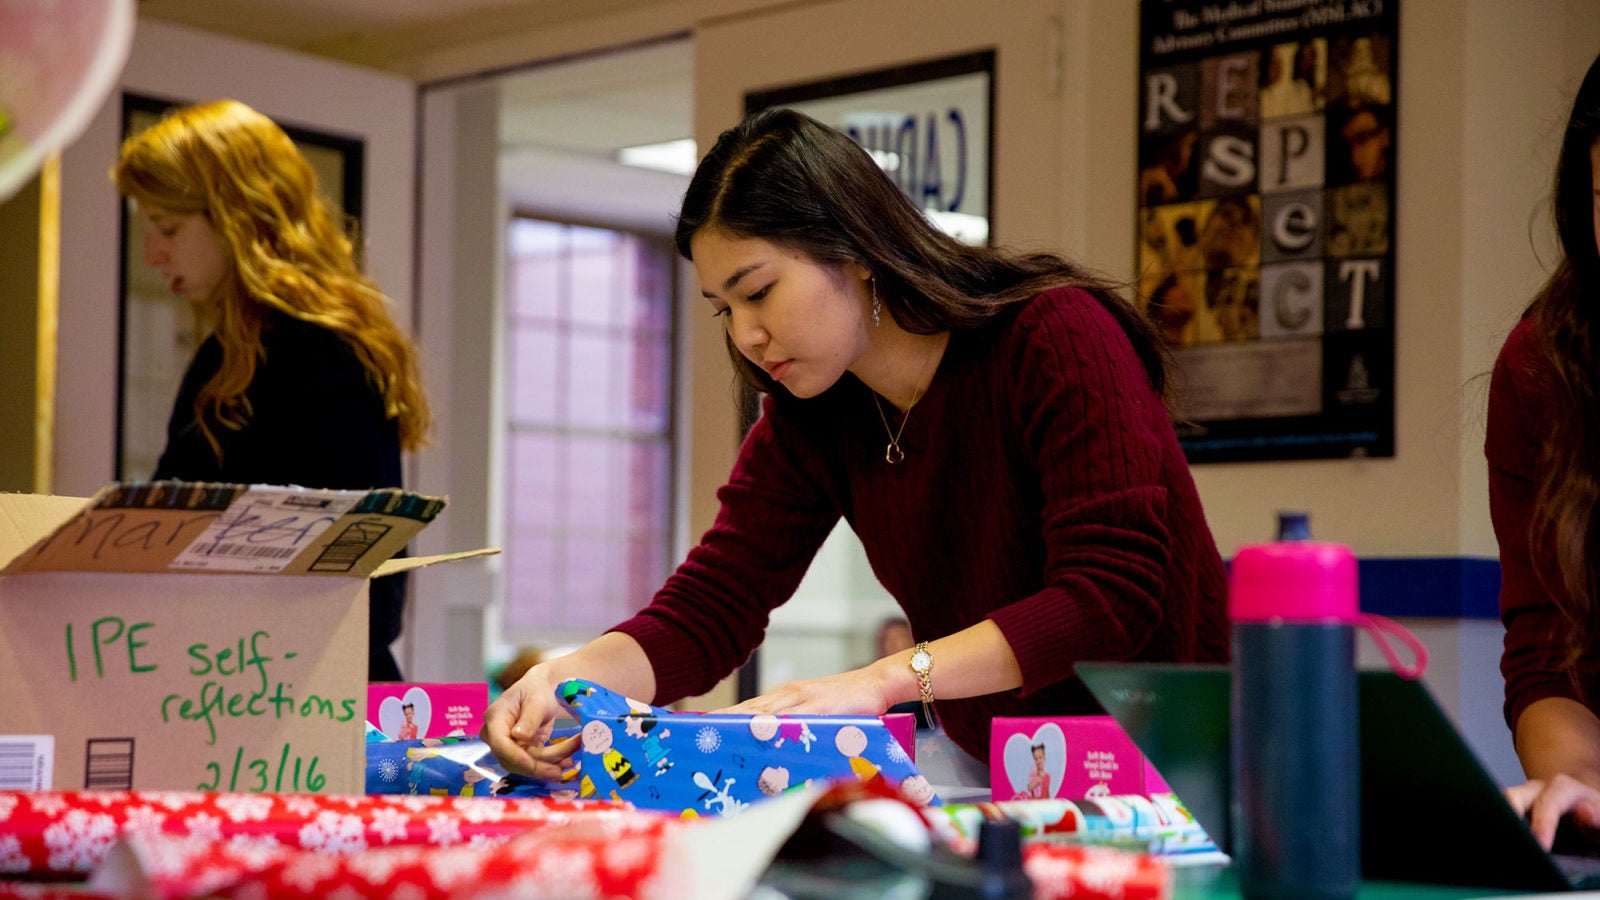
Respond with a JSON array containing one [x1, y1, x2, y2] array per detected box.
[[408, 83, 504, 683], [54, 19, 416, 497]]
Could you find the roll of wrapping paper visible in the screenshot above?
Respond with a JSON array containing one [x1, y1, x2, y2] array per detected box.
[[0, 789, 630, 877], [921, 793, 1219, 857]]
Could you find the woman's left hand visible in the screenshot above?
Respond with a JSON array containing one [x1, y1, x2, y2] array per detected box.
[[716, 666, 895, 716], [1506, 773, 1600, 850]]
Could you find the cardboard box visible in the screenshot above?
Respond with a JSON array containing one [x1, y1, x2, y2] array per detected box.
[[0, 482, 492, 794], [367, 682, 489, 740], [990, 715, 1170, 802]]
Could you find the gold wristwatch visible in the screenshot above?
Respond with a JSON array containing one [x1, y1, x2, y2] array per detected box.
[[909, 641, 935, 725]]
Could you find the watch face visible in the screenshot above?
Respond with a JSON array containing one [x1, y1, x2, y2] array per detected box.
[[910, 650, 932, 673]]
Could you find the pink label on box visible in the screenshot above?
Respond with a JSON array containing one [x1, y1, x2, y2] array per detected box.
[[368, 683, 488, 741], [881, 712, 916, 762], [990, 715, 1156, 802]]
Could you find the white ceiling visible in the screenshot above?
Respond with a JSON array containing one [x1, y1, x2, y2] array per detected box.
[[496, 38, 691, 156], [135, 0, 673, 70], [494, 39, 693, 234], [138, 0, 695, 234]]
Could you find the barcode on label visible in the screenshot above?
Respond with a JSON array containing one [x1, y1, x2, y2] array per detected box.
[[0, 736, 53, 790], [309, 520, 393, 573], [188, 543, 301, 560], [84, 738, 134, 790]]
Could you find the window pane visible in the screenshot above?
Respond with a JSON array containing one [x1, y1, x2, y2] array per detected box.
[[564, 535, 614, 626], [501, 216, 675, 638], [510, 253, 562, 320], [569, 228, 620, 328], [625, 241, 673, 332], [507, 432, 560, 528], [565, 436, 613, 529], [508, 220, 565, 320], [509, 327, 560, 423], [627, 527, 669, 607], [504, 533, 558, 631], [565, 331, 613, 429], [627, 331, 670, 431], [509, 217, 566, 255], [626, 439, 669, 529]]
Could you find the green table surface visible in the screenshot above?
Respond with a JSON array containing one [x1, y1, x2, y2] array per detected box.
[[1172, 864, 1531, 899]]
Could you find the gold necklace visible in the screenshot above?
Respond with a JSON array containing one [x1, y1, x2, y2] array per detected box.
[[870, 338, 943, 464], [872, 391, 919, 464]]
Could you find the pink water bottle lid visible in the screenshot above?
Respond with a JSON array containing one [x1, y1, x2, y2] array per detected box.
[[1229, 541, 1359, 623]]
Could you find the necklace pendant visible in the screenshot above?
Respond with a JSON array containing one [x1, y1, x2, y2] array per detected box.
[[885, 443, 906, 464]]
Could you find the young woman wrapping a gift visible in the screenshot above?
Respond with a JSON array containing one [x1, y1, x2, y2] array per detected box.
[[484, 107, 1230, 775]]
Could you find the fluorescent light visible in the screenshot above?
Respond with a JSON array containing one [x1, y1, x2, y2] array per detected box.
[[616, 138, 697, 176]]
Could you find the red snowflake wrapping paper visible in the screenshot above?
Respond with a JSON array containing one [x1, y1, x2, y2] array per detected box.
[[91, 812, 682, 899], [0, 788, 1168, 900], [0, 790, 630, 876], [1022, 843, 1170, 900]]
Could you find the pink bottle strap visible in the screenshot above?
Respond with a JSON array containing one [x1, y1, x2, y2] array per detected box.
[[1356, 612, 1428, 679]]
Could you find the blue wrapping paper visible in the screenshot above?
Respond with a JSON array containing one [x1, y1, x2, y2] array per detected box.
[[557, 678, 937, 816], [365, 732, 578, 799]]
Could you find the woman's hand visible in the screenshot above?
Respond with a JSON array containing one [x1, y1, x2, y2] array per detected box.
[[717, 665, 896, 717], [481, 632, 657, 779], [1508, 698, 1600, 849], [480, 665, 580, 779], [1505, 773, 1600, 850]]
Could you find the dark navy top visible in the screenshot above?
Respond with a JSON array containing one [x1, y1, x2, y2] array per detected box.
[[154, 312, 408, 680]]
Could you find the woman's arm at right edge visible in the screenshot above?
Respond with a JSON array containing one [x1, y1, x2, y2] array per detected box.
[[1506, 697, 1600, 849]]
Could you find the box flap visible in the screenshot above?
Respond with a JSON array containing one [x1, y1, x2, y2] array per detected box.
[[372, 547, 499, 577], [0, 493, 91, 569], [1, 482, 447, 578]]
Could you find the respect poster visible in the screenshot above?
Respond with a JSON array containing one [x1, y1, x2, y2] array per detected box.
[[1137, 0, 1397, 462]]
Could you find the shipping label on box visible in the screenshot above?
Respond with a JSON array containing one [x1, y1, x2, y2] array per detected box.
[[990, 715, 1169, 802], [0, 482, 490, 795], [367, 683, 489, 740]]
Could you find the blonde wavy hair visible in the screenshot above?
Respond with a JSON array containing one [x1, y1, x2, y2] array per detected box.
[[111, 99, 430, 459]]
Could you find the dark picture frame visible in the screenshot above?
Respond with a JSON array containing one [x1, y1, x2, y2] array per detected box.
[[114, 93, 365, 480], [746, 50, 994, 247], [1136, 3, 1399, 463]]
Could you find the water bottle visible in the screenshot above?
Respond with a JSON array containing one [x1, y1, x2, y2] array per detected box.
[[1276, 510, 1312, 541], [1230, 516, 1360, 900]]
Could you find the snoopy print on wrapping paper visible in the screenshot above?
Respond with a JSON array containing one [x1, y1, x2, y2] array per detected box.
[[623, 713, 674, 775], [693, 769, 746, 815]]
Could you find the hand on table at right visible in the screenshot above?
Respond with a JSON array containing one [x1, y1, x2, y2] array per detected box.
[[1505, 773, 1600, 851], [481, 664, 580, 780]]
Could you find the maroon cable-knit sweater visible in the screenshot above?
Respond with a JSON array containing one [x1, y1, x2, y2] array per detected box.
[[1487, 316, 1600, 730], [611, 286, 1231, 761]]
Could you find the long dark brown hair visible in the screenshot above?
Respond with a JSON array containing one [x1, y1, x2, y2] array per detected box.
[[673, 107, 1166, 400], [1524, 53, 1600, 664]]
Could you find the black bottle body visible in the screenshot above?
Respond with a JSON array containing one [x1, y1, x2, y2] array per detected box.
[[1232, 621, 1359, 900]]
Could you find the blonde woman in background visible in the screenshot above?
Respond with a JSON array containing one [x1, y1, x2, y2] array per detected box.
[[113, 99, 430, 681]]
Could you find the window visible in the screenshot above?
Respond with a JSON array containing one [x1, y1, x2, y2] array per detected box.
[[503, 217, 675, 635]]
